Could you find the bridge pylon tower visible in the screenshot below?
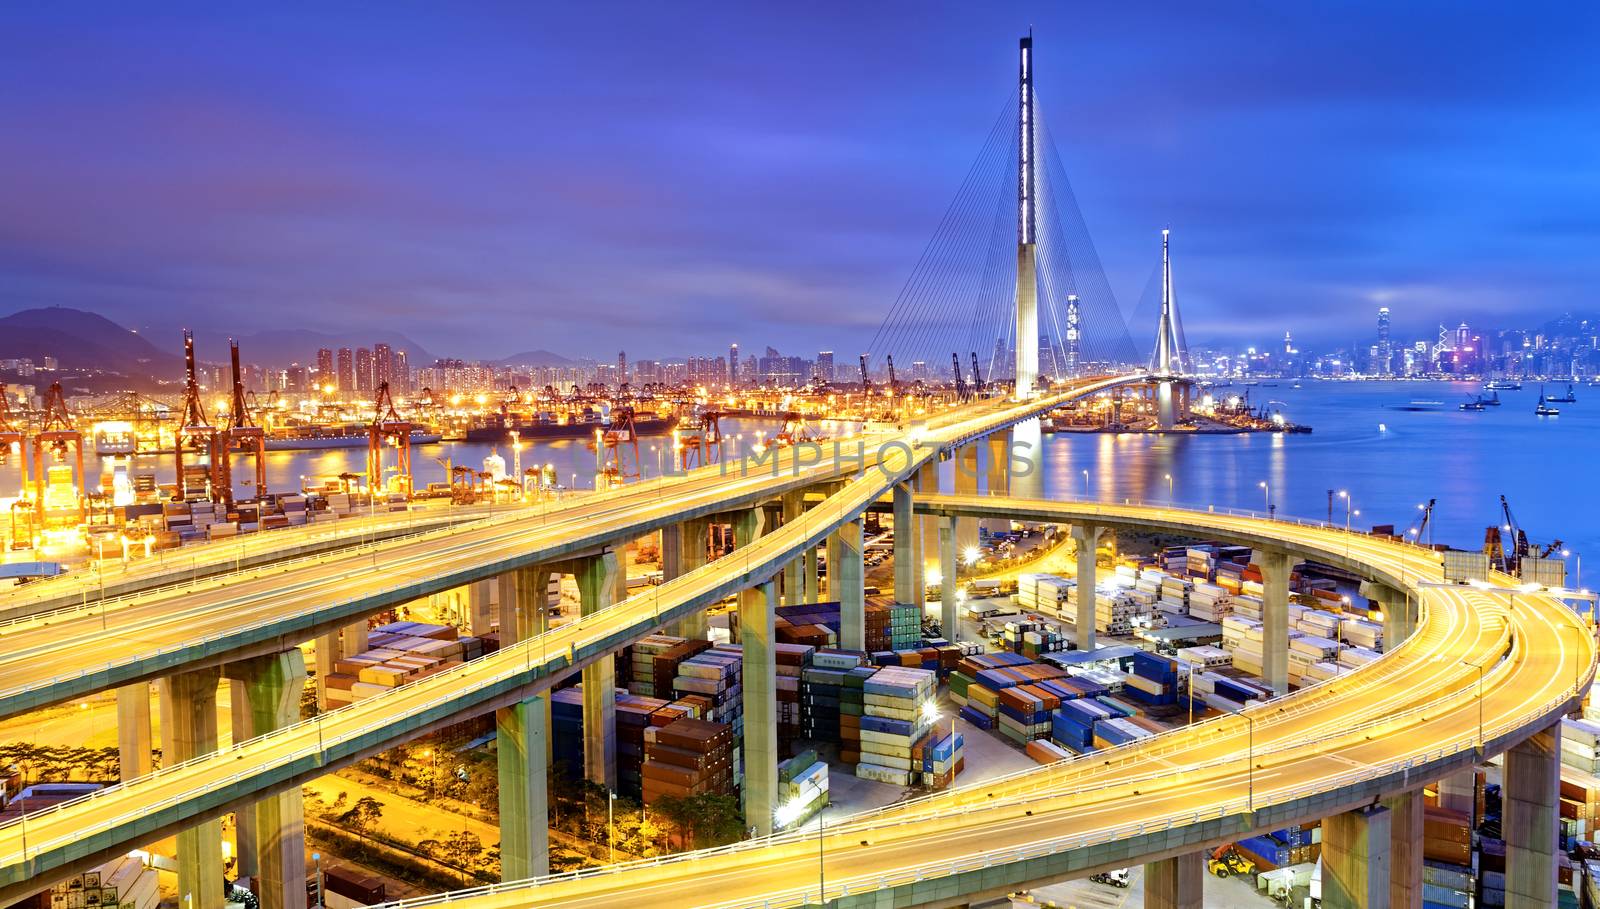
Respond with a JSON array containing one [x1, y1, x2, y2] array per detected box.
[[1013, 32, 1039, 400], [1149, 228, 1190, 428]]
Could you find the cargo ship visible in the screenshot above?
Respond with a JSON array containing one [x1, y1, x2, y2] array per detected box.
[[464, 412, 677, 444], [264, 425, 442, 451]]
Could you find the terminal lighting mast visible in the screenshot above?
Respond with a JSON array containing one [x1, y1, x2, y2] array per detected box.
[[1013, 33, 1039, 400]]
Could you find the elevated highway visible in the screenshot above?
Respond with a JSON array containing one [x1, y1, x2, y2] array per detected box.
[[362, 501, 1589, 909], [0, 384, 1140, 898], [0, 499, 535, 624], [0, 378, 1147, 721], [1, 488, 1589, 905]]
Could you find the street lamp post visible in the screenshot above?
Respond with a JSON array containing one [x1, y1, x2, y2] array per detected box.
[[1258, 481, 1271, 519], [312, 852, 324, 907], [607, 789, 617, 864], [1164, 473, 1173, 503], [1081, 469, 1089, 497]]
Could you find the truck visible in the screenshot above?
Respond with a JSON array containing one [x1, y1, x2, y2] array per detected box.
[[1089, 868, 1130, 888]]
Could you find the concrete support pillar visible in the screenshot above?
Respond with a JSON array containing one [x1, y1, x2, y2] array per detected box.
[[952, 445, 978, 561], [915, 461, 939, 607], [1258, 550, 1294, 696], [314, 632, 337, 711], [469, 579, 495, 636], [495, 561, 553, 877], [611, 542, 631, 605], [225, 651, 309, 909], [939, 516, 958, 640], [741, 578, 780, 835], [833, 518, 865, 651], [1504, 723, 1561, 907], [667, 518, 710, 639], [781, 492, 804, 605], [1361, 580, 1413, 650], [1383, 791, 1423, 909], [161, 668, 224, 909], [1156, 380, 1176, 430], [803, 541, 821, 604], [339, 621, 369, 659], [1437, 769, 1476, 821], [1143, 852, 1204, 909], [116, 683, 152, 782], [1322, 804, 1392, 909], [984, 432, 1010, 496], [1072, 524, 1100, 652], [1010, 419, 1043, 500], [892, 482, 920, 608], [497, 695, 550, 879], [499, 566, 551, 643], [574, 551, 620, 790]]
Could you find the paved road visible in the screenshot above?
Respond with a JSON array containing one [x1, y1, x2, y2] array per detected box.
[[0, 384, 1116, 721], [0, 500, 527, 623], [0, 385, 1124, 897], [351, 501, 1590, 909]]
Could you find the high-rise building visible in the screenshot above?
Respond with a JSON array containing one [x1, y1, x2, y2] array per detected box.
[[1376, 307, 1392, 376], [618, 350, 627, 386], [336, 348, 354, 394], [355, 347, 374, 395], [815, 351, 834, 382], [394, 350, 410, 392], [374, 343, 393, 388], [316, 348, 334, 387], [728, 344, 739, 387]]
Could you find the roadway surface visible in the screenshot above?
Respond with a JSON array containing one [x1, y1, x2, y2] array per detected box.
[[0, 385, 1137, 897], [1, 484, 1589, 904], [0, 382, 1133, 722], [365, 499, 1590, 909], [0, 498, 529, 623]]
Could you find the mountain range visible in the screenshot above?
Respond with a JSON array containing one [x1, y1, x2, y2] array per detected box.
[[0, 307, 177, 378]]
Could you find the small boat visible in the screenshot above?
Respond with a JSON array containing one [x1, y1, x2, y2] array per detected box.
[[1482, 391, 1501, 406], [1384, 400, 1446, 412], [1459, 397, 1486, 412], [1535, 386, 1561, 416], [1485, 379, 1522, 391], [1544, 383, 1577, 404]]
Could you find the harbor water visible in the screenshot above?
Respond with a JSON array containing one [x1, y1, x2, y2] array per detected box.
[[55, 382, 1599, 576]]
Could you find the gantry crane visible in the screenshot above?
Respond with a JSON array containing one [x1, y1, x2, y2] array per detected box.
[[592, 405, 641, 489], [0, 383, 27, 492], [1486, 494, 1561, 574], [677, 405, 724, 471], [951, 353, 968, 402], [970, 351, 985, 398], [368, 382, 413, 498], [33, 382, 86, 524], [216, 339, 266, 508], [173, 330, 221, 501]]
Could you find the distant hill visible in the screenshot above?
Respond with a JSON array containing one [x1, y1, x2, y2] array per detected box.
[[495, 349, 576, 367], [0, 306, 177, 379]]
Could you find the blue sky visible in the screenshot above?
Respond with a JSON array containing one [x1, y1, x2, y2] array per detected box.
[[1, 3, 1596, 359]]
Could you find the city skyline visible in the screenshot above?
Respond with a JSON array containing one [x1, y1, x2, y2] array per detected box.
[[2, 5, 1597, 358]]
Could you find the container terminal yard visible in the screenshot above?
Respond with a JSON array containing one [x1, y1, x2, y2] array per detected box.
[[0, 368, 1594, 909], [2, 20, 1596, 909]]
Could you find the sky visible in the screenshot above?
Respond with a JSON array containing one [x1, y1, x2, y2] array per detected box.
[[1, 3, 1597, 361]]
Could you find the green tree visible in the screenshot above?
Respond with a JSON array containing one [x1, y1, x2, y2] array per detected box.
[[337, 795, 385, 856], [441, 829, 484, 882]]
